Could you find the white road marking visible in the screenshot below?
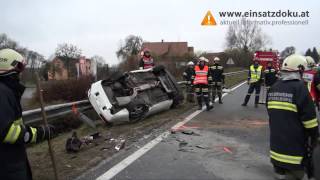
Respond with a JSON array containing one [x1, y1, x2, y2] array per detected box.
[[96, 81, 246, 180]]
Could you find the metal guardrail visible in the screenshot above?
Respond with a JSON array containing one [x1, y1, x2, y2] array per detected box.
[[23, 100, 92, 125], [22, 70, 248, 124], [177, 70, 248, 85]]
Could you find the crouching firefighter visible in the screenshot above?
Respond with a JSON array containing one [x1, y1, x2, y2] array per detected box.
[[0, 49, 55, 180], [267, 54, 319, 180], [193, 57, 213, 111], [183, 61, 195, 103], [209, 57, 225, 104], [242, 59, 263, 108]]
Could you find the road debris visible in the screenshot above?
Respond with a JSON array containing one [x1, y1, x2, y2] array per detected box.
[[179, 141, 188, 148], [66, 132, 82, 153], [66, 132, 102, 153], [195, 145, 209, 149], [182, 129, 194, 135], [223, 147, 233, 154], [115, 139, 126, 151]]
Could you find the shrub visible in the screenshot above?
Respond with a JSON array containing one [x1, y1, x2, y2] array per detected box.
[[31, 76, 94, 103]]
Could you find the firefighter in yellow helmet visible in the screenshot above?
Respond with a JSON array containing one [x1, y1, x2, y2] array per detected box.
[[241, 58, 263, 107], [193, 57, 213, 111], [267, 54, 319, 180], [0, 49, 55, 180]]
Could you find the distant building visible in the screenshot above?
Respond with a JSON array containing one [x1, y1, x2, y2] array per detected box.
[[142, 40, 194, 57], [48, 56, 96, 80]]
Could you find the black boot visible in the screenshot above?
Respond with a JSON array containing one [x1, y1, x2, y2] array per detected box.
[[242, 95, 250, 106], [255, 95, 260, 107], [197, 97, 203, 110], [212, 92, 216, 103], [218, 94, 223, 104], [204, 97, 213, 111]]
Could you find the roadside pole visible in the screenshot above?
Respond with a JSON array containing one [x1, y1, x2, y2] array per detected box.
[[35, 73, 59, 180]]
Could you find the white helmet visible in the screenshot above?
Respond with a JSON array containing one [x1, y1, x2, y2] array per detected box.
[[187, 61, 194, 66], [213, 57, 220, 62], [0, 48, 26, 76], [281, 54, 307, 72], [199, 56, 209, 63], [305, 56, 315, 68]]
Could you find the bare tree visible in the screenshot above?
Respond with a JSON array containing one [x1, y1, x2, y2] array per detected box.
[[55, 43, 82, 79], [55, 43, 82, 59], [225, 18, 271, 52], [91, 55, 106, 67], [116, 35, 143, 60], [0, 33, 18, 50], [280, 46, 296, 59]]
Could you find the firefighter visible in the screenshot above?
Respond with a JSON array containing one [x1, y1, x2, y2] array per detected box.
[[267, 54, 319, 180], [303, 56, 320, 110], [209, 57, 225, 104], [0, 49, 55, 180], [264, 61, 278, 90], [139, 49, 154, 70], [193, 57, 213, 111], [241, 59, 263, 107], [183, 61, 195, 103]]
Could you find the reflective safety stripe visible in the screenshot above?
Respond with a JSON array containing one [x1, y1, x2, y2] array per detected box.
[[250, 65, 262, 83], [30, 127, 37, 143], [202, 88, 209, 92], [264, 69, 276, 73], [14, 118, 23, 125], [270, 151, 303, 165], [194, 66, 209, 85], [3, 123, 22, 144], [303, 118, 318, 129], [267, 101, 297, 112]]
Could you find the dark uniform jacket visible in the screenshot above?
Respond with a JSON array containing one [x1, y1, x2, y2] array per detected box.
[[183, 67, 195, 84], [264, 67, 278, 87], [0, 80, 32, 180], [209, 63, 225, 84], [267, 79, 319, 170]]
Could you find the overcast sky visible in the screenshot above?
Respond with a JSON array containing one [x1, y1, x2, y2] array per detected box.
[[1, 0, 319, 65]]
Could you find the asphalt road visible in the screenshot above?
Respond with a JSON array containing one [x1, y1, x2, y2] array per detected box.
[[79, 83, 277, 180]]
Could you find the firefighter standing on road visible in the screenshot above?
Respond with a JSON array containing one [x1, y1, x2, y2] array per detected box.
[[0, 49, 55, 180], [209, 57, 225, 104], [193, 57, 213, 111], [303, 56, 320, 109], [267, 54, 319, 180], [139, 49, 154, 70], [242, 59, 263, 107], [264, 61, 278, 90], [183, 61, 195, 103]]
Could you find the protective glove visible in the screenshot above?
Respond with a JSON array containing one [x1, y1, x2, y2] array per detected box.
[[35, 125, 56, 142]]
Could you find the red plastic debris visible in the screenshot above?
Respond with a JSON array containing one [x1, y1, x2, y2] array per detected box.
[[223, 147, 233, 154]]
